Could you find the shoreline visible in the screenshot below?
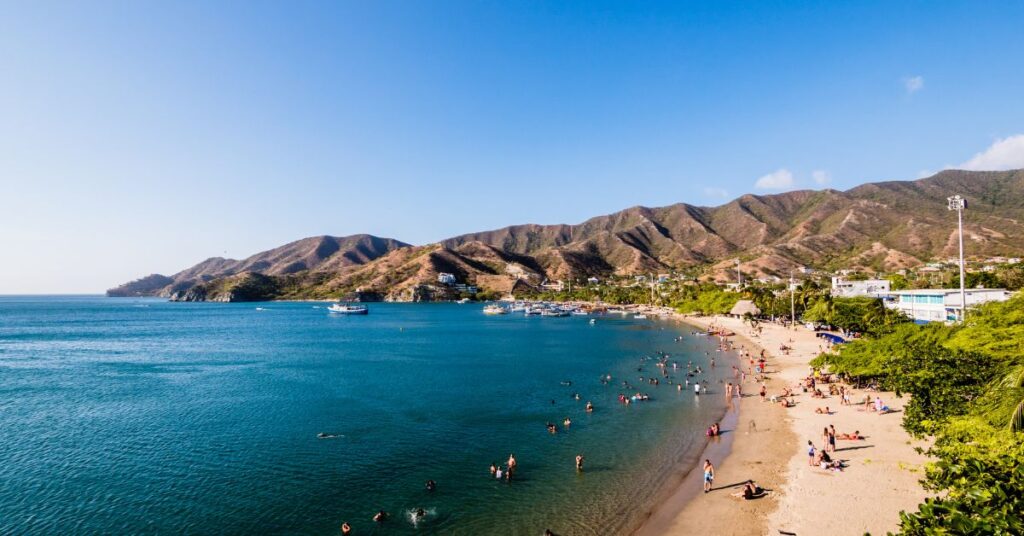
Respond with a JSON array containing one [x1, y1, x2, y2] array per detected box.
[[635, 315, 792, 536], [640, 314, 931, 536]]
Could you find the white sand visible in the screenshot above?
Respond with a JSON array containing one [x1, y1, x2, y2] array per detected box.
[[650, 315, 930, 536]]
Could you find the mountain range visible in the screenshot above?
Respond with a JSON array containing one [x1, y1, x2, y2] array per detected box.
[[108, 169, 1024, 301]]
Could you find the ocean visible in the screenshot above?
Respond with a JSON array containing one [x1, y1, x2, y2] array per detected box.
[[0, 296, 734, 535]]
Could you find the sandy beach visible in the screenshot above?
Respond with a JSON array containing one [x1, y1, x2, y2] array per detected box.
[[641, 314, 930, 536]]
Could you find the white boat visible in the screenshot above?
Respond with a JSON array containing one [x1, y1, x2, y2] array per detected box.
[[634, 314, 647, 319], [483, 304, 508, 315], [328, 303, 369, 315], [456, 298, 471, 304], [541, 309, 570, 317], [571, 310, 588, 316]]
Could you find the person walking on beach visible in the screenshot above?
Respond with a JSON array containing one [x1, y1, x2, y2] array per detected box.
[[575, 454, 584, 472], [702, 459, 715, 493], [807, 441, 816, 466]]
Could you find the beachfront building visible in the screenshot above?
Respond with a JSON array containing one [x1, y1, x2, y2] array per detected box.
[[886, 288, 1012, 323], [830, 277, 891, 298]]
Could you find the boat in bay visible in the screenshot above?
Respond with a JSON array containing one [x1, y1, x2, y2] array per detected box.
[[328, 303, 369, 315]]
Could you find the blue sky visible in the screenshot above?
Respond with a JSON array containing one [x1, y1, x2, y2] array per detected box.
[[2, 1, 1024, 293]]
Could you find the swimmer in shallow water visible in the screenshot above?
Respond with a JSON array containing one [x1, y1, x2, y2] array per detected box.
[[425, 479, 436, 492]]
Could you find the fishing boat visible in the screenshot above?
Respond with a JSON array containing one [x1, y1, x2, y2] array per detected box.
[[328, 303, 369, 315], [483, 304, 508, 315]]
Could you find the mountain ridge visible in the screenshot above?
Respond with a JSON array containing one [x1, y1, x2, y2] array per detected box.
[[108, 169, 1024, 301]]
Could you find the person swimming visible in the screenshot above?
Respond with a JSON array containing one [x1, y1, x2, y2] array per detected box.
[[317, 432, 338, 439], [585, 401, 594, 412], [373, 510, 388, 523], [425, 479, 436, 492]]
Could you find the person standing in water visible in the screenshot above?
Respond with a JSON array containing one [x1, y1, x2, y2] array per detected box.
[[507, 453, 517, 479], [702, 459, 715, 493], [575, 454, 584, 472]]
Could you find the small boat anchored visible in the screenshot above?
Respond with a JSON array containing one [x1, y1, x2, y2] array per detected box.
[[328, 303, 369, 315], [482, 304, 508, 315]]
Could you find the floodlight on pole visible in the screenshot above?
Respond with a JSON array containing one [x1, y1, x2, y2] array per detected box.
[[947, 195, 967, 321]]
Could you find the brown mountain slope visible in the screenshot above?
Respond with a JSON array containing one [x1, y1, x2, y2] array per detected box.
[[107, 234, 409, 297], [110, 169, 1024, 301]]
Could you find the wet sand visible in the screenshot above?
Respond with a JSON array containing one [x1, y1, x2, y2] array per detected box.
[[640, 314, 930, 536]]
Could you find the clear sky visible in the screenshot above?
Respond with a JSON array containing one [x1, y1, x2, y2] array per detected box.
[[2, 1, 1024, 293]]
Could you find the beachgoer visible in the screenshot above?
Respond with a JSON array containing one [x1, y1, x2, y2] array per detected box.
[[490, 463, 497, 476], [807, 441, 816, 466], [341, 522, 352, 535], [426, 479, 436, 492], [507, 453, 517, 479], [495, 466, 504, 479], [703, 459, 715, 493], [585, 401, 594, 412], [373, 510, 388, 523], [575, 454, 584, 471]]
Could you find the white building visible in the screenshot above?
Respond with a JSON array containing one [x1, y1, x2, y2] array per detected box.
[[437, 273, 456, 285], [541, 280, 565, 292], [886, 288, 1012, 323], [830, 277, 891, 298]]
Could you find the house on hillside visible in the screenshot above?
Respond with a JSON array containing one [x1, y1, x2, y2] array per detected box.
[[437, 273, 456, 285], [830, 277, 891, 298]]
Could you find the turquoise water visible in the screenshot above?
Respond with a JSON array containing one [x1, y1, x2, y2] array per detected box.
[[0, 297, 732, 535]]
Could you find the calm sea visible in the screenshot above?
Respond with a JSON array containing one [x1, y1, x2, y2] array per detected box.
[[0, 296, 733, 535]]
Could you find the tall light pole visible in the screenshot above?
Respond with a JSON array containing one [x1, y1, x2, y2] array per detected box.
[[947, 195, 968, 321], [736, 259, 742, 288]]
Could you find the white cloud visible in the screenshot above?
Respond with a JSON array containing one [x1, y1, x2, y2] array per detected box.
[[959, 134, 1024, 171], [811, 170, 831, 185], [702, 186, 730, 199], [754, 168, 794, 190], [904, 75, 924, 94]]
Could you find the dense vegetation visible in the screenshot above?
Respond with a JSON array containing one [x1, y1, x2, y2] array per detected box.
[[812, 295, 1024, 534]]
